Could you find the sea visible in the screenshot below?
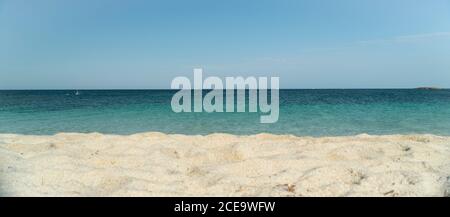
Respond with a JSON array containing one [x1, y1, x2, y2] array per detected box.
[[1, 89, 450, 136]]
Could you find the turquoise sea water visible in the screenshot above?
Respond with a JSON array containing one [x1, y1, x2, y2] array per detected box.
[[1, 89, 450, 136]]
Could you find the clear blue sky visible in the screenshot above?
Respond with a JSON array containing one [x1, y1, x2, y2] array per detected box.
[[1, 0, 450, 89]]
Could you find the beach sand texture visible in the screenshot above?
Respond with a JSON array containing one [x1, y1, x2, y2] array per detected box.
[[1, 133, 449, 197]]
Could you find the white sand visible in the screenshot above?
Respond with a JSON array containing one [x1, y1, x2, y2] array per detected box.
[[0, 133, 449, 197]]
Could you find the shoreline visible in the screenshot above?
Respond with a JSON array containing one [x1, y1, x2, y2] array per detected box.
[[3, 131, 450, 138], [1, 132, 450, 196]]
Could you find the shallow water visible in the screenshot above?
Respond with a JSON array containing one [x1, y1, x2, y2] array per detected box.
[[1, 89, 450, 136]]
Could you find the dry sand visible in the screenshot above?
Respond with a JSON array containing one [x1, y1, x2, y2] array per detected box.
[[0, 133, 449, 197]]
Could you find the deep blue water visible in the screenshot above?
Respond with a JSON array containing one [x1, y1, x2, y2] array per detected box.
[[1, 89, 450, 136]]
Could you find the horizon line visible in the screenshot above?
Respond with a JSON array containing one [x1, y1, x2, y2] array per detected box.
[[0, 87, 448, 91]]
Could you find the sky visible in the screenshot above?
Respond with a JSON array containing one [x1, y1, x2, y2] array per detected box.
[[1, 0, 450, 89]]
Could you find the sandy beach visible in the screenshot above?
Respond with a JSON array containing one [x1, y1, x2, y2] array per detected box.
[[0, 133, 449, 197]]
